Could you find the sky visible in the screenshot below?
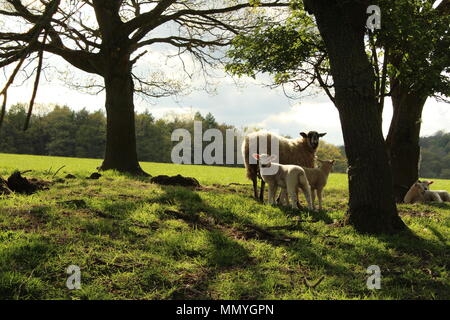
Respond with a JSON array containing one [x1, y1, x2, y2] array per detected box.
[[2, 1, 449, 146]]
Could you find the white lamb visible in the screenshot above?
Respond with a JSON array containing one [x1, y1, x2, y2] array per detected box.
[[252, 153, 313, 210], [418, 180, 450, 202], [403, 180, 450, 203]]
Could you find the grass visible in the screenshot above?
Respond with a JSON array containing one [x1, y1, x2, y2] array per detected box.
[[0, 153, 449, 300]]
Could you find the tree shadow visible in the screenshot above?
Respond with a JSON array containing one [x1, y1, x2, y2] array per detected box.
[[71, 184, 450, 299], [423, 202, 450, 210], [278, 205, 334, 224], [0, 235, 55, 299]]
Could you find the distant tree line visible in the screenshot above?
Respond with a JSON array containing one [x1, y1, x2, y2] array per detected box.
[[0, 104, 447, 178], [0, 104, 242, 166], [420, 131, 450, 179]]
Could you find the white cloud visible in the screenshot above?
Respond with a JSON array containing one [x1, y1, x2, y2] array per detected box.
[[249, 101, 343, 144]]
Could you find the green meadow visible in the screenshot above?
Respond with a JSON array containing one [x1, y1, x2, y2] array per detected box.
[[0, 153, 449, 300]]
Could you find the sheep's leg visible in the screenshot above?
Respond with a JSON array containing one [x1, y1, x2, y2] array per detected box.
[[267, 184, 277, 205], [276, 188, 285, 204], [302, 187, 313, 211], [259, 179, 265, 202], [298, 175, 313, 210], [310, 189, 316, 210], [279, 189, 288, 206], [252, 176, 258, 199], [287, 188, 299, 209], [317, 189, 323, 210], [276, 189, 284, 205]]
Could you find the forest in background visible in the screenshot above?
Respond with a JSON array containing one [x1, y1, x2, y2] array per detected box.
[[0, 104, 448, 178]]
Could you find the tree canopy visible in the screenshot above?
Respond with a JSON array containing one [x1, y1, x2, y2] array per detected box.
[[226, 0, 450, 103]]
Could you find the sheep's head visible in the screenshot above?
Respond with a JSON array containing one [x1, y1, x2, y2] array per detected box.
[[252, 153, 277, 168], [412, 181, 427, 195], [418, 180, 433, 190], [300, 131, 327, 150], [318, 159, 335, 172]]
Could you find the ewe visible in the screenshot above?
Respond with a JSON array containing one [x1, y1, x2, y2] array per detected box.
[[252, 153, 313, 210], [242, 131, 326, 201]]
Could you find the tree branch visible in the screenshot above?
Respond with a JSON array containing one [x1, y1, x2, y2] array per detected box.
[[126, 1, 289, 44]]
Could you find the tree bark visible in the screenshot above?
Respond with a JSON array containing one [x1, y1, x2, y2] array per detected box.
[[99, 57, 147, 175], [304, 0, 406, 234], [386, 79, 427, 202]]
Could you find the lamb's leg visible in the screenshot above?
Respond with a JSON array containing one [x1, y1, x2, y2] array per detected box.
[[259, 179, 265, 202], [267, 184, 277, 205], [298, 175, 313, 210], [310, 189, 316, 210], [317, 189, 323, 210], [279, 189, 288, 205], [287, 188, 299, 209], [276, 189, 285, 205], [286, 175, 299, 209]]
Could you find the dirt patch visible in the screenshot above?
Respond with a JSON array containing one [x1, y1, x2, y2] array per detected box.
[[87, 172, 102, 180], [151, 174, 200, 188], [65, 174, 76, 179], [0, 177, 12, 195], [6, 171, 50, 195]]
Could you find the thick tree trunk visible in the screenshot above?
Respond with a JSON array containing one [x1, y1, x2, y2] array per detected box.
[[386, 80, 427, 202], [304, 0, 406, 234], [99, 59, 147, 175]]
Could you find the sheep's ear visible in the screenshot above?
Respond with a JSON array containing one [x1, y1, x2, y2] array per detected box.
[[268, 154, 278, 162], [252, 153, 260, 160], [300, 132, 308, 139], [319, 133, 327, 137], [428, 181, 434, 185], [331, 160, 336, 164]]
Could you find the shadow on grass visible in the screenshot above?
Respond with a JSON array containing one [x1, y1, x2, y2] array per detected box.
[[149, 186, 346, 299], [424, 202, 450, 210], [278, 205, 334, 224], [0, 235, 55, 299], [70, 184, 450, 299]]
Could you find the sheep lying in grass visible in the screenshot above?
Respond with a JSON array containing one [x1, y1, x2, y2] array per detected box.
[[279, 159, 335, 210], [418, 181, 450, 202], [403, 180, 450, 203], [242, 131, 326, 201], [252, 153, 312, 210]]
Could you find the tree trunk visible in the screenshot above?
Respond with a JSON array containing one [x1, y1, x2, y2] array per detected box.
[[304, 0, 406, 234], [386, 80, 427, 202], [99, 58, 147, 175]]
